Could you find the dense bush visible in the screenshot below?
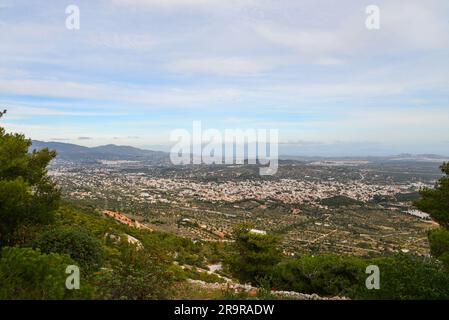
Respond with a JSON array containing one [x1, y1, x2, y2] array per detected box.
[[272, 254, 366, 296], [226, 226, 282, 285], [357, 254, 449, 299], [33, 227, 104, 272], [270, 254, 449, 300], [415, 163, 449, 270], [93, 245, 174, 300], [226, 226, 449, 300], [0, 247, 92, 299], [426, 228, 449, 270], [320, 196, 363, 207], [415, 162, 449, 229], [184, 267, 226, 284]]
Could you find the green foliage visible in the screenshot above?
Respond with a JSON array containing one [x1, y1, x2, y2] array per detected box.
[[55, 206, 114, 238], [196, 271, 225, 284], [45, 205, 181, 299], [167, 264, 188, 281], [270, 253, 449, 300], [183, 267, 226, 284], [415, 162, 449, 268], [321, 196, 363, 207], [426, 228, 449, 270], [415, 162, 449, 229], [0, 247, 92, 300], [395, 192, 420, 202], [428, 228, 449, 257], [226, 225, 282, 285], [0, 178, 33, 244], [0, 127, 60, 246], [33, 227, 104, 272], [93, 245, 175, 300], [55, 204, 215, 268], [225, 223, 449, 300], [272, 254, 365, 296], [357, 254, 449, 300]]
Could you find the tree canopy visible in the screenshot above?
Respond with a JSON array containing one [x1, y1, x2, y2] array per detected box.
[[226, 225, 282, 285], [415, 163, 449, 229], [415, 162, 449, 269], [0, 127, 60, 246]]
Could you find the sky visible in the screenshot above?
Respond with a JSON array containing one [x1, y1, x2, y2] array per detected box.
[[0, 0, 449, 156]]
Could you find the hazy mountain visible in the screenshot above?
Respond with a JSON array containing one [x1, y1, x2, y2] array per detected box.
[[31, 140, 448, 165], [31, 141, 90, 153], [31, 140, 170, 163]]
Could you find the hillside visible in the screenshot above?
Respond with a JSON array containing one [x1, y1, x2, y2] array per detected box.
[[5, 199, 449, 300], [0, 202, 345, 300]]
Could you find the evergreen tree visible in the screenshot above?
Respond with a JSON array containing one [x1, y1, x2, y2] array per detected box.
[[0, 126, 60, 246], [415, 162, 449, 268], [226, 225, 282, 285]]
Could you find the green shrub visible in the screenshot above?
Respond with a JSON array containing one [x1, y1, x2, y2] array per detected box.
[[270, 253, 449, 300], [356, 254, 449, 300], [33, 227, 104, 272], [415, 162, 449, 229], [415, 163, 449, 270], [167, 264, 188, 281], [93, 245, 174, 300], [226, 225, 282, 285], [428, 228, 449, 266], [0, 247, 92, 299], [272, 254, 365, 296], [185, 268, 226, 284]]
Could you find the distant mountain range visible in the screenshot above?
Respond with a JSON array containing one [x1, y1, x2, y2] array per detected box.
[[31, 140, 170, 163], [31, 140, 449, 164]]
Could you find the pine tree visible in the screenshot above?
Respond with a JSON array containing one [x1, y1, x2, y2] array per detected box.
[[415, 163, 449, 268], [0, 126, 60, 246]]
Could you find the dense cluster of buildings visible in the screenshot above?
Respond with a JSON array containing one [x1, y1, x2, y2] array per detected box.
[[50, 165, 429, 209]]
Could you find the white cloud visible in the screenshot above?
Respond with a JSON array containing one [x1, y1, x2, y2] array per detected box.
[[87, 33, 157, 51], [3, 104, 122, 119], [254, 23, 345, 56], [167, 57, 280, 76], [1, 0, 448, 153], [111, 0, 256, 10], [251, 0, 449, 61], [349, 108, 449, 127], [0, 78, 243, 106]]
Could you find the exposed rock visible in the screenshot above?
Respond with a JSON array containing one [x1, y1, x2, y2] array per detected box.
[[104, 232, 143, 249]]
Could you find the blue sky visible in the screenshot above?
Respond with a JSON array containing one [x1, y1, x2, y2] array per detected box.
[[1, 0, 449, 156]]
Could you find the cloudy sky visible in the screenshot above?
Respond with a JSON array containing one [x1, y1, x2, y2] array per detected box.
[[0, 0, 448, 156]]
